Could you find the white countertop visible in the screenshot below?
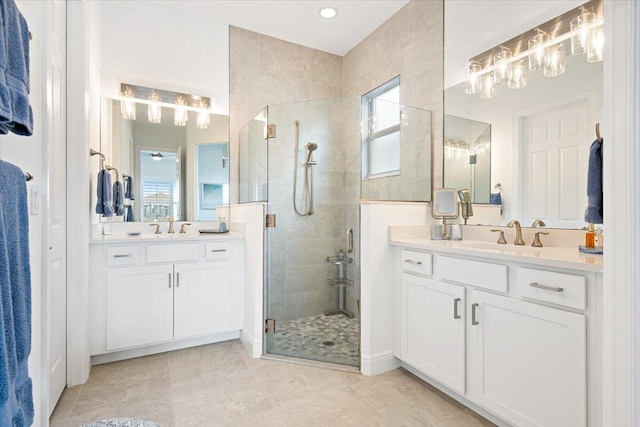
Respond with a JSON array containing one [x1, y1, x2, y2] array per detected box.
[[90, 231, 243, 245], [389, 232, 603, 273]]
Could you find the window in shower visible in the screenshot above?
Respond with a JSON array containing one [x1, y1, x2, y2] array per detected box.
[[362, 76, 400, 178]]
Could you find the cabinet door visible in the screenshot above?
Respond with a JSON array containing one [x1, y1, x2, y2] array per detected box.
[[174, 261, 231, 339], [106, 265, 174, 350], [468, 290, 586, 427], [401, 273, 466, 393]]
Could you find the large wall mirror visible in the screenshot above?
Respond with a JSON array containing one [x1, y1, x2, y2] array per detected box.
[[444, 0, 602, 229], [99, 98, 230, 222]]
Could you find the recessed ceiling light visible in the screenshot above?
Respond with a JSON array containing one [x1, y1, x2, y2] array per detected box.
[[319, 7, 338, 19]]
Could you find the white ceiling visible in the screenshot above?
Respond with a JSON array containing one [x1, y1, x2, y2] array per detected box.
[[99, 1, 409, 114]]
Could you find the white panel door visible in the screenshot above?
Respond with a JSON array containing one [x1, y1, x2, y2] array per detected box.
[[522, 99, 591, 228], [468, 290, 586, 427], [47, 0, 67, 414], [174, 261, 231, 339], [401, 273, 466, 393], [106, 265, 174, 350]]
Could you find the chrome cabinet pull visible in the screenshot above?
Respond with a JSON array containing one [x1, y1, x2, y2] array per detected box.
[[404, 259, 423, 265], [210, 249, 227, 253], [168, 273, 172, 289], [471, 303, 479, 325], [113, 254, 133, 258], [347, 228, 354, 254], [530, 282, 564, 292], [453, 298, 461, 319]]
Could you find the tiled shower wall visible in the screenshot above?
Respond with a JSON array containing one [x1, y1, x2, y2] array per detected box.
[[267, 98, 361, 321]]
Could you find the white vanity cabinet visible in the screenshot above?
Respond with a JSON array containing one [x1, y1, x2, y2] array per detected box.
[[90, 237, 243, 360], [395, 247, 599, 427]]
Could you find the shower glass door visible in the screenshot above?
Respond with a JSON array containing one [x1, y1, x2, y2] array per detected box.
[[263, 97, 362, 367]]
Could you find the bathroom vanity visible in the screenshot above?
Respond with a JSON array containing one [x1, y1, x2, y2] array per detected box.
[[389, 226, 603, 427], [88, 231, 244, 363]]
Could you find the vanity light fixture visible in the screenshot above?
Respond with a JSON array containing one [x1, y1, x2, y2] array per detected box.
[[174, 96, 188, 126], [119, 83, 211, 128], [148, 91, 162, 124], [464, 0, 602, 99], [120, 86, 136, 120], [319, 6, 338, 19]]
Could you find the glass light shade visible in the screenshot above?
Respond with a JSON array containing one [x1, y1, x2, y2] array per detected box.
[[586, 25, 604, 62], [465, 61, 482, 94], [571, 12, 596, 55], [480, 72, 496, 99], [528, 31, 550, 71], [508, 59, 527, 89], [544, 43, 566, 77], [493, 46, 512, 84], [174, 97, 188, 126], [148, 92, 162, 124], [120, 87, 136, 120], [196, 109, 210, 129]]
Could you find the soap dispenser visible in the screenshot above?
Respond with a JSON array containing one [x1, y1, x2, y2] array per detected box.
[[218, 214, 228, 232], [585, 223, 596, 248]]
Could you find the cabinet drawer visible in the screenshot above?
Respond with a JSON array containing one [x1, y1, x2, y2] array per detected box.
[[401, 250, 432, 276], [206, 241, 231, 260], [515, 268, 586, 310], [147, 244, 199, 263], [438, 256, 507, 292], [106, 246, 140, 266]]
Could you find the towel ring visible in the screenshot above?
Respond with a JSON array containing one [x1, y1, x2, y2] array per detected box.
[[25, 172, 33, 182], [494, 183, 502, 193]]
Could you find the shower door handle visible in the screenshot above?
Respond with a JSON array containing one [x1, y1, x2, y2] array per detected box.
[[347, 228, 353, 253]]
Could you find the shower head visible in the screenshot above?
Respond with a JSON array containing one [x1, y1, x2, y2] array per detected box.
[[305, 142, 318, 164]]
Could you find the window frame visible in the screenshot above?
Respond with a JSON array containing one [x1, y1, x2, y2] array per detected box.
[[362, 76, 401, 179]]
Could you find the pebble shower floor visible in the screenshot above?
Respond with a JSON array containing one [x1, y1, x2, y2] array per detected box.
[[269, 314, 360, 366]]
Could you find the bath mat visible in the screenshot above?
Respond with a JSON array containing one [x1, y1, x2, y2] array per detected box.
[[81, 418, 160, 427]]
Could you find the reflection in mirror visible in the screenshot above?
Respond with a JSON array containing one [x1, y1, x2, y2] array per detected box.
[[444, 4, 603, 228], [99, 98, 230, 222], [444, 115, 491, 203]]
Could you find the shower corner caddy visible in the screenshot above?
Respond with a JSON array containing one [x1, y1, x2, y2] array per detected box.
[[324, 248, 355, 319]]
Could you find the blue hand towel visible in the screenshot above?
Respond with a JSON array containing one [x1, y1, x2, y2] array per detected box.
[[0, 0, 33, 136], [125, 204, 135, 222], [0, 160, 34, 426], [490, 192, 502, 205], [113, 180, 124, 216], [124, 176, 134, 200], [95, 170, 114, 217], [584, 139, 603, 224]]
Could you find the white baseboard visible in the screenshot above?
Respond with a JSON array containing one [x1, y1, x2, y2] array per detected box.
[[240, 329, 262, 358], [361, 351, 401, 376], [91, 331, 240, 365]]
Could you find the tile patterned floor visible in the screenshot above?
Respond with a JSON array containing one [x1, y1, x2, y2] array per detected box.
[[268, 314, 360, 366], [50, 340, 496, 427]]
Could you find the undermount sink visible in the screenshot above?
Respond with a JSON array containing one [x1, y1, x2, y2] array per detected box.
[[140, 234, 172, 239], [459, 241, 540, 253]]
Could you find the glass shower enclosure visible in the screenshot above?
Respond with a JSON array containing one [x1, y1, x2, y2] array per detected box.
[[239, 96, 432, 368]]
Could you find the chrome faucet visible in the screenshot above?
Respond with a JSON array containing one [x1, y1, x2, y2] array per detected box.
[[531, 219, 546, 228], [168, 216, 175, 234], [507, 219, 525, 245]]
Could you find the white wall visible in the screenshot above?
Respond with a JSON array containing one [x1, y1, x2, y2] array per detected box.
[[360, 202, 430, 375]]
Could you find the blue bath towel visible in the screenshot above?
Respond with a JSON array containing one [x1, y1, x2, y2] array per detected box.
[[124, 176, 134, 200], [125, 205, 135, 222], [95, 170, 114, 217], [0, 160, 34, 426], [584, 139, 603, 224], [490, 192, 502, 205], [0, 0, 33, 136], [113, 180, 124, 216]]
